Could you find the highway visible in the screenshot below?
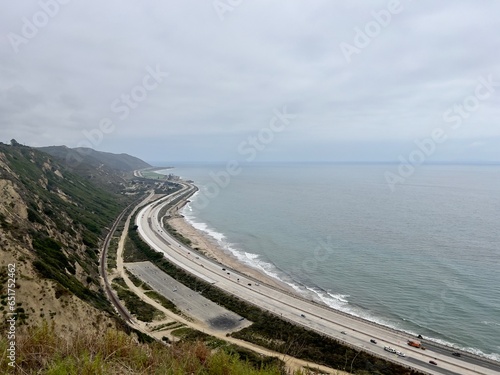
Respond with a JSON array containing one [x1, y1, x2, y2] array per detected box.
[[136, 182, 500, 375]]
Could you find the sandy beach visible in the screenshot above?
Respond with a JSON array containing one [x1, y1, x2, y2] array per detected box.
[[168, 215, 296, 293]]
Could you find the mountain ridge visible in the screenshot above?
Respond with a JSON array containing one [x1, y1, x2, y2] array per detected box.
[[37, 146, 151, 172]]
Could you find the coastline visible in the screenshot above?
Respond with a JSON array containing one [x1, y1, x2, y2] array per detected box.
[[167, 215, 296, 294], [157, 180, 500, 368]]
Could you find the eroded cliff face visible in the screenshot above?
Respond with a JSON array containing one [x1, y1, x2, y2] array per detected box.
[[0, 179, 28, 221]]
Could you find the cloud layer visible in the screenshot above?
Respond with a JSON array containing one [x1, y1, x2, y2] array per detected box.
[[1, 0, 499, 162]]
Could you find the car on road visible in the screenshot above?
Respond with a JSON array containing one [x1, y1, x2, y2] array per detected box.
[[396, 351, 405, 357], [429, 360, 437, 366], [340, 331, 346, 335], [300, 314, 306, 318], [384, 346, 396, 353], [452, 352, 461, 357], [370, 339, 377, 344]]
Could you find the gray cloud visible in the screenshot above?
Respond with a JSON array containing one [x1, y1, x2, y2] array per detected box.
[[1, 0, 499, 162]]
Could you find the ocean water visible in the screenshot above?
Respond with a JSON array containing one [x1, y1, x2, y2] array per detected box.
[[158, 163, 500, 361]]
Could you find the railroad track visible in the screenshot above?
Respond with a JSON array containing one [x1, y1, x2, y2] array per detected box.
[[99, 201, 136, 324]]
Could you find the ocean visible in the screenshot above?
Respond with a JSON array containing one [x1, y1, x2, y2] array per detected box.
[[157, 163, 500, 361]]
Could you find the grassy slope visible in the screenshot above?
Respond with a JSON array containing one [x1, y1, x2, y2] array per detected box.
[[0, 322, 287, 375], [0, 143, 129, 313]]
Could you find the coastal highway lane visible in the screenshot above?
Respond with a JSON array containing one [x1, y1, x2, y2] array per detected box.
[[136, 184, 499, 375]]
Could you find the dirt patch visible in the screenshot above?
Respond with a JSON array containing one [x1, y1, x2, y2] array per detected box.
[[208, 315, 241, 331]]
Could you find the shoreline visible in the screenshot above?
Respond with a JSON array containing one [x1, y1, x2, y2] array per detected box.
[[168, 215, 296, 294], [164, 182, 500, 365]]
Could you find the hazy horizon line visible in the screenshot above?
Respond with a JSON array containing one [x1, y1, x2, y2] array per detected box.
[[148, 160, 500, 167]]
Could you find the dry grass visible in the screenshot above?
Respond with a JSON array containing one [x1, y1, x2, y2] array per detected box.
[[1, 321, 299, 375]]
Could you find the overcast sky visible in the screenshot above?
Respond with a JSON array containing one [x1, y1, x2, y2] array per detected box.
[[1, 1, 499, 163]]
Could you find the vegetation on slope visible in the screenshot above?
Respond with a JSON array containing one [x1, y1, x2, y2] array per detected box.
[[112, 278, 164, 322], [38, 146, 151, 172], [0, 142, 131, 316], [0, 322, 288, 375]]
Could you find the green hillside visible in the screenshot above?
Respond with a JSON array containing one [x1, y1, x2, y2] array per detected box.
[[0, 141, 132, 314], [38, 146, 151, 172]]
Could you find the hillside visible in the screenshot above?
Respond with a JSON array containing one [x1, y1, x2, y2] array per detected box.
[[37, 146, 151, 193], [38, 146, 151, 172], [0, 142, 139, 338]]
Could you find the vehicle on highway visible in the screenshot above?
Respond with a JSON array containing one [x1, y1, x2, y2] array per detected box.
[[341, 331, 346, 335], [301, 314, 306, 318], [396, 351, 405, 357], [452, 352, 461, 357], [408, 340, 421, 348], [429, 360, 437, 366], [384, 346, 396, 353], [370, 339, 377, 344]]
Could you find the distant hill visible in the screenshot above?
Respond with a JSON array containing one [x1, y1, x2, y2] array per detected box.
[[38, 146, 151, 172], [37, 146, 151, 192]]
